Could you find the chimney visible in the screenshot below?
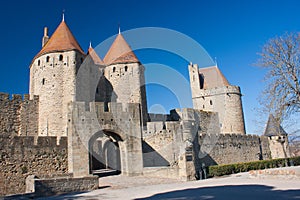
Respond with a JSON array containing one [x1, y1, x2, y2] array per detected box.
[[42, 27, 49, 47]]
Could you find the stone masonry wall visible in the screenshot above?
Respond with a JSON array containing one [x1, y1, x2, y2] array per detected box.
[[143, 122, 181, 167], [0, 93, 22, 137], [0, 136, 68, 196], [0, 93, 39, 137], [198, 134, 272, 167]]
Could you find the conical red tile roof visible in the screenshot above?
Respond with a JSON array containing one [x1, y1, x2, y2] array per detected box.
[[88, 46, 104, 65], [103, 33, 139, 65], [35, 20, 84, 58]]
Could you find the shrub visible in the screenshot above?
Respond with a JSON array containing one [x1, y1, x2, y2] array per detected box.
[[207, 156, 300, 178]]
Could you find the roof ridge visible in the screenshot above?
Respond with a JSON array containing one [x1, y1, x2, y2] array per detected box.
[[88, 46, 104, 65], [34, 20, 85, 60], [103, 33, 139, 65]]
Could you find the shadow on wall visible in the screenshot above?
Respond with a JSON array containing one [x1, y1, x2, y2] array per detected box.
[[198, 151, 218, 166], [135, 185, 300, 200], [142, 141, 170, 167]]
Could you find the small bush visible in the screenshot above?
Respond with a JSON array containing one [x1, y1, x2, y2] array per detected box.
[[207, 156, 300, 178]]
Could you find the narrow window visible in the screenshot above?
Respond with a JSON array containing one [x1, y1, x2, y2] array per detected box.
[[210, 100, 213, 105], [59, 55, 63, 61], [80, 57, 83, 63], [96, 88, 99, 94], [38, 60, 40, 66], [125, 65, 128, 72], [46, 56, 50, 63], [113, 67, 116, 73], [200, 74, 204, 89], [42, 78, 45, 85]]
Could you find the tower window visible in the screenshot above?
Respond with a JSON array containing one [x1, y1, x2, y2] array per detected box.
[[80, 58, 83, 63], [125, 66, 128, 72], [59, 55, 63, 61], [46, 56, 50, 63], [200, 74, 204, 89], [42, 78, 45, 85], [113, 67, 116, 73], [38, 60, 40, 66], [210, 100, 213, 105], [96, 88, 99, 94]]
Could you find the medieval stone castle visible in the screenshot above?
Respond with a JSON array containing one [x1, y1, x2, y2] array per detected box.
[[0, 17, 290, 196]]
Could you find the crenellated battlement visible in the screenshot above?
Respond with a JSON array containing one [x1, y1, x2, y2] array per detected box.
[[0, 93, 39, 137], [199, 133, 260, 142], [71, 101, 141, 120], [68, 101, 143, 141], [145, 121, 180, 136], [0, 93, 39, 101]]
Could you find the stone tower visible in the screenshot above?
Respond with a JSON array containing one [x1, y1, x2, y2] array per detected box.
[[29, 17, 86, 137], [264, 114, 290, 158], [188, 64, 245, 134], [101, 31, 148, 125]]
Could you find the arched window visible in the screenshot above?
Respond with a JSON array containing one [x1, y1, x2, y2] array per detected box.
[[124, 66, 128, 72], [59, 55, 63, 61], [46, 56, 50, 63], [37, 60, 40, 66], [113, 67, 116, 73]]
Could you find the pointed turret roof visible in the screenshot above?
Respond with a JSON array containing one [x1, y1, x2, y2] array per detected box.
[[264, 114, 287, 137], [198, 66, 230, 89], [35, 19, 84, 58], [103, 32, 139, 65], [87, 43, 104, 65]]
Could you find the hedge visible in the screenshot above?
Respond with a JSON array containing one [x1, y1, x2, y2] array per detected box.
[[207, 156, 300, 178]]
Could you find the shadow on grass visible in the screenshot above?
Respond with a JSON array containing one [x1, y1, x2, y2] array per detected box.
[[135, 184, 300, 200]]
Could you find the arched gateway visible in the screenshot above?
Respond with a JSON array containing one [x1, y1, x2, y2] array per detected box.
[[89, 130, 122, 175], [67, 101, 143, 177]]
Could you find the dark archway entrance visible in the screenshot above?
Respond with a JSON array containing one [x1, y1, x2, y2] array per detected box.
[[89, 130, 122, 177]]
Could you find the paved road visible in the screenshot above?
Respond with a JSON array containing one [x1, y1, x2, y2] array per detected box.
[[41, 168, 300, 200]]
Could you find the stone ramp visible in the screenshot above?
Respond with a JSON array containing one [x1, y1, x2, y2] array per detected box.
[[249, 166, 300, 179]]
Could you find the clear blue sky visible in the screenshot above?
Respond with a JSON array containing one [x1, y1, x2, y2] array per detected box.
[[0, 0, 299, 134]]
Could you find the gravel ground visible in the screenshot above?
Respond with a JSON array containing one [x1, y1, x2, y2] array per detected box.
[[40, 167, 300, 200]]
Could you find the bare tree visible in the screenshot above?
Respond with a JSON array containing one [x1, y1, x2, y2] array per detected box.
[[257, 32, 300, 121], [257, 32, 300, 156]]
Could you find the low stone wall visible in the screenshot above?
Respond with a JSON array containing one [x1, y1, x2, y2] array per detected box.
[[249, 166, 300, 180], [26, 175, 99, 196], [143, 167, 180, 180]]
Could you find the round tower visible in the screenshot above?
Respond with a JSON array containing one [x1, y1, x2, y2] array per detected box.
[[188, 64, 246, 134], [29, 17, 85, 137], [101, 31, 148, 126]]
